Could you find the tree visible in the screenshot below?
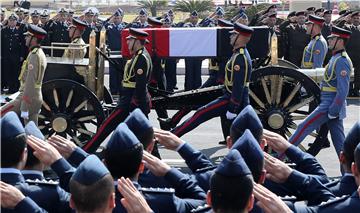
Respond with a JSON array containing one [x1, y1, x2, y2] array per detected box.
[[138, 0, 168, 17], [225, 3, 271, 23], [174, 0, 214, 14]]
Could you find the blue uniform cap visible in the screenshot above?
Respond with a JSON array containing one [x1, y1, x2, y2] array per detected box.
[[168, 9, 174, 15], [116, 8, 124, 16], [125, 109, 152, 138], [106, 123, 140, 152], [139, 8, 147, 16], [8, 13, 19, 20], [215, 7, 224, 16], [72, 155, 110, 185], [231, 105, 263, 141], [231, 129, 264, 176], [191, 10, 198, 17], [216, 149, 251, 177], [1, 112, 25, 139], [344, 121, 360, 149], [25, 121, 45, 140], [163, 15, 171, 24]]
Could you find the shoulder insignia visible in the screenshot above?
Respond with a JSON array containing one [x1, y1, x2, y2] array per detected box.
[[28, 64, 34, 70], [315, 36, 320, 40], [314, 49, 320, 55], [26, 179, 59, 186], [195, 165, 217, 173], [239, 48, 245, 54], [341, 52, 347, 57], [319, 195, 349, 208], [140, 187, 175, 194], [234, 65, 240, 71], [191, 204, 211, 213], [137, 69, 144, 75], [340, 70, 347, 77]]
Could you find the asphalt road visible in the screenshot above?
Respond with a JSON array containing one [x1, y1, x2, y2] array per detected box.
[[104, 74, 360, 177]]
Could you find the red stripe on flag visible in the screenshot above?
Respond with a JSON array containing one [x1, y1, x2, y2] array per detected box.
[[155, 28, 170, 57]]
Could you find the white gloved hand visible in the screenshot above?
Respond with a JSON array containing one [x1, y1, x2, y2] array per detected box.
[[328, 114, 337, 120], [226, 111, 237, 120], [21, 111, 29, 120]]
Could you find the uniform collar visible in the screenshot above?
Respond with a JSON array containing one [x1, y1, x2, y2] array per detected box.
[[0, 168, 25, 184], [233, 47, 245, 53], [332, 49, 345, 56], [21, 170, 44, 178]]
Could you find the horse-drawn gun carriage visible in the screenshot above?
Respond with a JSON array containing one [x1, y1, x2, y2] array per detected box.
[[9, 25, 347, 156]]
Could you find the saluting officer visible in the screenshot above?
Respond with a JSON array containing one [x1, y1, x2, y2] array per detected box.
[[30, 10, 41, 26], [322, 10, 333, 65], [1, 13, 26, 94], [171, 23, 253, 138], [83, 28, 152, 153], [63, 18, 87, 59], [289, 26, 353, 157], [301, 15, 328, 69], [163, 15, 178, 92], [48, 8, 70, 57], [82, 8, 96, 44], [1, 24, 47, 125], [127, 8, 149, 29]]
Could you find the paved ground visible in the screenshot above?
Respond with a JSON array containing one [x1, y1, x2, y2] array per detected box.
[[104, 74, 360, 177]]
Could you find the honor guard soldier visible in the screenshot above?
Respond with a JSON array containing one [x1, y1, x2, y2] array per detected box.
[[315, 8, 325, 17], [69, 155, 115, 213], [82, 8, 96, 44], [106, 9, 127, 96], [184, 11, 203, 91], [171, 23, 253, 138], [290, 26, 353, 157], [1, 13, 26, 94], [39, 10, 52, 55], [322, 10, 333, 65], [63, 18, 87, 59], [127, 8, 149, 28], [198, 6, 224, 27], [346, 11, 360, 97], [83, 28, 152, 153], [49, 8, 70, 57], [306, 7, 316, 17], [30, 10, 41, 26], [103, 123, 206, 213], [1, 24, 47, 125], [0, 112, 72, 213], [301, 15, 328, 69], [279, 11, 296, 61]]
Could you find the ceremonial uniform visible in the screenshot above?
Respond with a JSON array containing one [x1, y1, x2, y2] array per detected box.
[[1, 14, 25, 93], [48, 9, 70, 57], [172, 23, 253, 137], [83, 28, 152, 153], [1, 25, 47, 125], [63, 18, 88, 59], [301, 15, 328, 69], [290, 27, 352, 157]]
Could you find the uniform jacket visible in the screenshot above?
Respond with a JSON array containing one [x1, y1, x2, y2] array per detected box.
[[302, 34, 328, 68]]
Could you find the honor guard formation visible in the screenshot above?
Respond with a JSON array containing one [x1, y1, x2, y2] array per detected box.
[[1, 1, 360, 213]]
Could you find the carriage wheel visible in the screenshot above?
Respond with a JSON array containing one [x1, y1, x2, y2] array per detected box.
[[249, 66, 327, 156], [39, 79, 105, 148]]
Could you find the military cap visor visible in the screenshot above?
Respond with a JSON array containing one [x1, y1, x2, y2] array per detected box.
[[31, 10, 40, 16], [126, 28, 149, 43], [324, 10, 332, 15], [8, 14, 19, 20], [288, 11, 296, 18], [70, 18, 87, 30], [218, 19, 233, 28], [327, 26, 351, 39], [58, 8, 68, 14], [148, 17, 163, 27], [315, 8, 324, 13], [72, 155, 110, 185], [296, 11, 306, 16], [24, 24, 47, 39], [306, 7, 316, 11], [351, 11, 360, 18], [230, 23, 254, 37]]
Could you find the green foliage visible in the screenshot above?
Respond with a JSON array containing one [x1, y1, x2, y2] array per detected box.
[[174, 0, 214, 15], [137, 0, 168, 17], [225, 3, 271, 22]]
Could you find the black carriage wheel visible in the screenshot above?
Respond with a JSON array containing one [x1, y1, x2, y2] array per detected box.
[[249, 66, 327, 156], [277, 59, 300, 69], [38, 79, 105, 148]]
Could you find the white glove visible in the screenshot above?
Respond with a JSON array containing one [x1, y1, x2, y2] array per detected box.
[[226, 111, 237, 120], [328, 114, 337, 120], [21, 111, 29, 120]]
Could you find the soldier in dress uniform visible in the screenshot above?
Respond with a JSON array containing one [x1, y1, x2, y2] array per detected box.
[[67, 9, 74, 26], [1, 13, 25, 94], [30, 10, 41, 26], [48, 8, 70, 57], [1, 24, 47, 125], [315, 8, 325, 17], [127, 8, 149, 29], [63, 18, 87, 59], [289, 26, 352, 157], [103, 123, 206, 213], [39, 10, 51, 56], [345, 11, 360, 97], [106, 9, 126, 96], [279, 11, 296, 61], [170, 23, 253, 138], [306, 7, 316, 17], [0, 112, 72, 213], [191, 149, 254, 213], [83, 28, 152, 153], [322, 10, 333, 65], [301, 15, 328, 69], [82, 7, 96, 44], [184, 11, 202, 91], [286, 11, 310, 67], [198, 6, 224, 27], [69, 155, 115, 213]]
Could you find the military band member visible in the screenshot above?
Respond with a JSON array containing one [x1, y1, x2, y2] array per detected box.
[[1, 24, 47, 125], [289, 26, 352, 157], [170, 23, 253, 138], [301, 15, 328, 69], [63, 18, 87, 59], [83, 28, 152, 152], [1, 13, 26, 94]]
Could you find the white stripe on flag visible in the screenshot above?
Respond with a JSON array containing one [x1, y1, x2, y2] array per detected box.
[[169, 28, 217, 57]]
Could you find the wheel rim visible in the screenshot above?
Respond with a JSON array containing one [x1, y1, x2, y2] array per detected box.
[[249, 66, 325, 153], [39, 79, 105, 148]]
